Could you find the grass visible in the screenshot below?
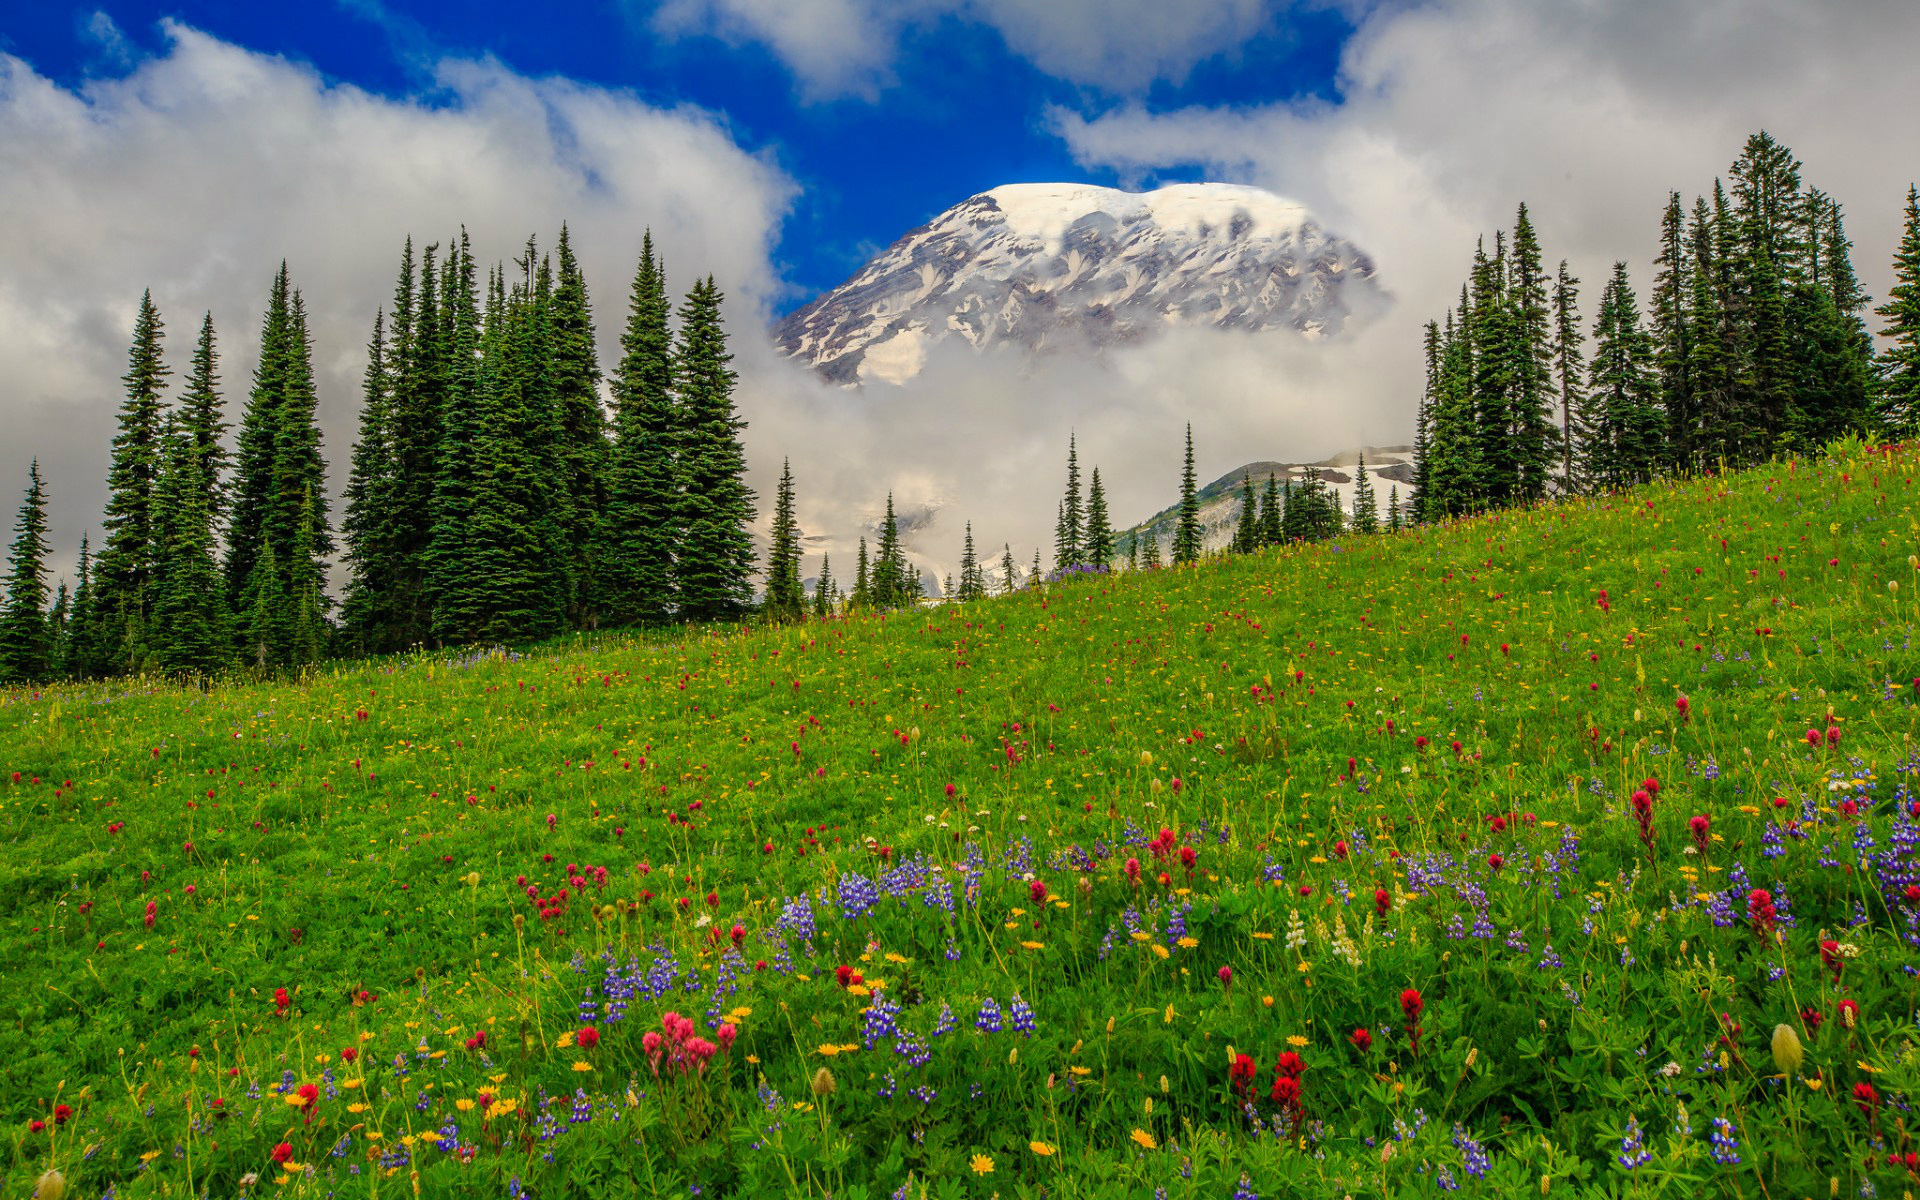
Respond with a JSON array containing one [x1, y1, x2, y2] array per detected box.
[[3, 437, 1918, 1199]]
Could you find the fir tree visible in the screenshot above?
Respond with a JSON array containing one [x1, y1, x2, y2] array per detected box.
[[97, 290, 170, 670], [1651, 192, 1697, 470], [548, 225, 608, 627], [46, 583, 68, 668], [600, 233, 681, 627], [1055, 435, 1083, 570], [64, 534, 102, 677], [1686, 192, 1739, 467], [871, 494, 904, 609], [1231, 474, 1258, 553], [239, 535, 283, 670], [1125, 529, 1138, 572], [0, 462, 52, 683], [853, 538, 870, 608], [672, 277, 755, 623], [387, 239, 442, 647], [1586, 263, 1662, 489], [150, 413, 231, 676], [341, 308, 397, 650], [1350, 453, 1378, 532], [425, 233, 487, 645], [286, 489, 328, 667], [1172, 424, 1202, 565], [1387, 484, 1402, 532], [813, 555, 835, 618], [1258, 474, 1282, 546], [958, 523, 985, 600], [1550, 262, 1587, 491], [1508, 204, 1558, 502], [764, 458, 804, 621], [1030, 547, 1042, 587], [999, 543, 1017, 595], [1084, 467, 1112, 567], [1876, 185, 1920, 437], [179, 313, 229, 525], [1140, 528, 1160, 568]]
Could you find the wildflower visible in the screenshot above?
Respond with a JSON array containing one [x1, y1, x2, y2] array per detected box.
[[1689, 814, 1710, 853], [1349, 1027, 1372, 1052], [1708, 1117, 1740, 1165], [810, 1068, 836, 1097], [33, 1171, 64, 1200], [271, 1143, 294, 1165], [1853, 1082, 1879, 1118], [576, 1027, 600, 1051], [1217, 965, 1233, 992], [1838, 998, 1859, 1028], [1131, 1128, 1157, 1150], [1030, 1141, 1056, 1156], [1770, 1025, 1803, 1076], [1616, 1115, 1650, 1170]]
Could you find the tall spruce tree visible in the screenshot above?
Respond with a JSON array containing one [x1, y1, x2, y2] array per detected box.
[[64, 534, 103, 677], [151, 414, 230, 676], [1350, 453, 1378, 532], [1550, 262, 1587, 492], [1055, 435, 1083, 570], [1258, 474, 1282, 546], [958, 523, 985, 600], [1876, 185, 1920, 437], [426, 233, 487, 645], [999, 543, 1017, 594], [813, 555, 835, 617], [1231, 475, 1258, 553], [180, 313, 229, 525], [1140, 527, 1160, 567], [1387, 484, 1402, 532], [764, 458, 804, 621], [1172, 424, 1202, 564], [0, 462, 52, 683], [548, 225, 608, 627], [853, 538, 870, 608], [600, 233, 681, 627], [1651, 192, 1697, 471], [1586, 263, 1662, 489], [871, 494, 904, 609], [1508, 205, 1558, 502], [1084, 467, 1112, 567], [672, 276, 755, 622], [342, 309, 397, 650], [98, 290, 170, 671], [387, 239, 442, 647]]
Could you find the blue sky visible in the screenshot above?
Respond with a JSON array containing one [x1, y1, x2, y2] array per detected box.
[[2, 1, 1353, 306]]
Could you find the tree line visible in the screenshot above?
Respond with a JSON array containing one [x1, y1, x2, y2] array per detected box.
[[0, 227, 758, 684], [1410, 131, 1920, 520]]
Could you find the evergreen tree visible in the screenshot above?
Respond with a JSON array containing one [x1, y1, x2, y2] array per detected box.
[[871, 494, 904, 609], [1651, 192, 1697, 471], [1426, 304, 1480, 517], [813, 555, 835, 618], [286, 488, 328, 667], [999, 543, 1017, 595], [341, 308, 397, 650], [1508, 204, 1558, 502], [97, 290, 170, 671], [1784, 279, 1872, 448], [1055, 435, 1083, 570], [1140, 528, 1160, 567], [1466, 236, 1519, 505], [1387, 484, 1402, 532], [1125, 530, 1138, 572], [179, 313, 229, 525], [1876, 185, 1920, 437], [150, 410, 230, 676], [1084, 467, 1112, 567], [1350, 453, 1378, 532], [1172, 424, 1202, 564], [599, 233, 681, 626], [1686, 192, 1739, 467], [238, 535, 284, 669], [1410, 320, 1439, 519], [1258, 474, 1282, 546], [46, 583, 68, 669], [1550, 262, 1587, 492], [764, 458, 804, 621], [548, 225, 608, 627], [958, 523, 986, 600], [0, 462, 52, 683], [386, 239, 442, 647], [672, 276, 755, 623], [64, 534, 102, 677], [853, 538, 870, 608], [1030, 547, 1042, 587], [426, 233, 487, 645], [1585, 263, 1662, 489], [1231, 474, 1258, 553]]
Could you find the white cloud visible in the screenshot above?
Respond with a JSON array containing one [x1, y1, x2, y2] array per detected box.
[[648, 0, 1293, 98], [0, 22, 794, 585], [1052, 0, 1920, 481]]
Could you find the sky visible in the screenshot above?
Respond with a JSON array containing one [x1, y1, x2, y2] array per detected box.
[[5, 0, 1920, 590]]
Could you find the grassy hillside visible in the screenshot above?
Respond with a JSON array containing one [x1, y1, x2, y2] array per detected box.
[[3, 439, 1917, 1199]]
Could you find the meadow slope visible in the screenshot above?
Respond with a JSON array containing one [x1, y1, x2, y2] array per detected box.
[[3, 440, 1918, 1199]]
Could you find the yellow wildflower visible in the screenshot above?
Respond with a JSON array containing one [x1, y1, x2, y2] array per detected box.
[[1131, 1128, 1157, 1151], [970, 1153, 994, 1175]]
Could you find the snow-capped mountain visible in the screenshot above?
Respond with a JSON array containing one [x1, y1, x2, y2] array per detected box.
[[1119, 447, 1416, 557], [776, 182, 1384, 384]]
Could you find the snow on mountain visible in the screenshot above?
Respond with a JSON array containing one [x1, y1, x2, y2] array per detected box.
[[776, 182, 1384, 384]]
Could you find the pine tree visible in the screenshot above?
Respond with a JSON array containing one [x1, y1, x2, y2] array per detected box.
[[239, 535, 284, 669], [1387, 484, 1402, 532], [1686, 192, 1739, 468], [958, 523, 985, 600], [1125, 530, 1138, 571], [1651, 192, 1696, 471], [1586, 263, 1662, 489], [1258, 475, 1282, 546], [1172, 424, 1202, 564], [871, 494, 904, 609], [342, 309, 397, 650], [150, 413, 230, 676], [46, 583, 68, 669], [672, 277, 755, 623], [1550, 262, 1587, 492], [1876, 185, 1920, 437], [426, 233, 487, 645], [813, 555, 835, 618], [852, 538, 870, 608], [286, 489, 328, 667], [1030, 547, 1042, 588], [1350, 453, 1378, 531], [764, 458, 804, 621], [387, 239, 442, 647], [0, 462, 52, 683], [599, 233, 681, 627], [1231, 474, 1258, 553], [548, 225, 608, 627], [1140, 528, 1160, 568], [1466, 236, 1519, 506], [97, 290, 170, 671], [1508, 204, 1558, 502], [1410, 320, 1439, 520], [64, 534, 102, 677], [179, 313, 229, 525], [1055, 435, 1083, 570], [1084, 467, 1112, 567], [999, 543, 1017, 595]]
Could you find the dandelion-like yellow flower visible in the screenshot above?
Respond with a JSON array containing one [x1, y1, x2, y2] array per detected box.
[[1020, 941, 1046, 950], [1287, 1035, 1309, 1047], [1030, 1141, 1057, 1156], [970, 1153, 994, 1175], [1131, 1128, 1157, 1151]]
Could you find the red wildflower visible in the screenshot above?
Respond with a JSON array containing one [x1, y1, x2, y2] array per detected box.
[[1349, 1027, 1372, 1052], [577, 1026, 600, 1050], [272, 1142, 293, 1164]]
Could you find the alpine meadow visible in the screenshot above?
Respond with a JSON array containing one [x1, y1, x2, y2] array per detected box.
[[7, 5, 1920, 1196]]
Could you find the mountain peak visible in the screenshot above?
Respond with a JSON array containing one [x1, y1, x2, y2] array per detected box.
[[776, 181, 1383, 384]]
